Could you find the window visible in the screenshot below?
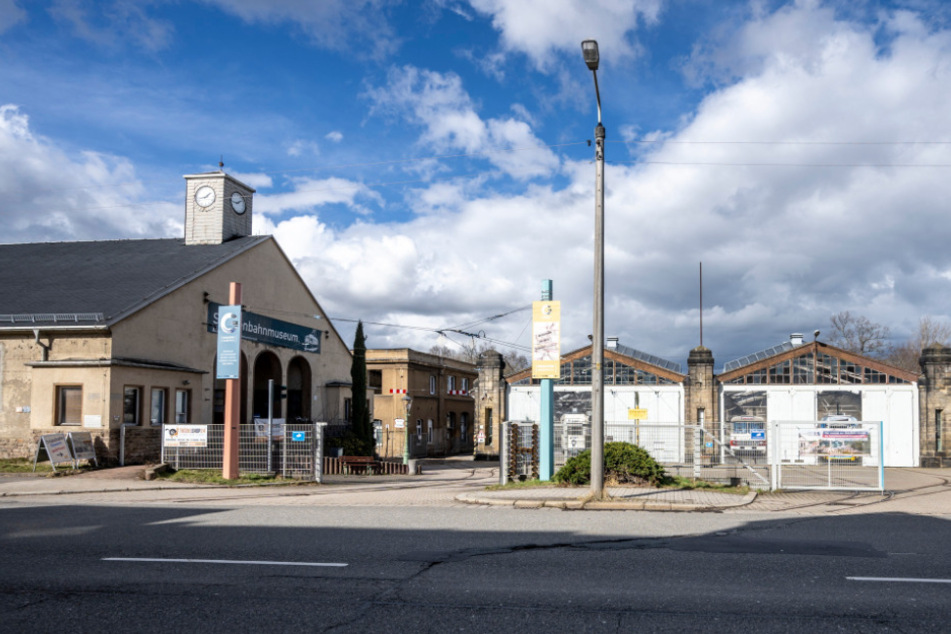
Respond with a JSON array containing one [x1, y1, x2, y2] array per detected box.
[[57, 386, 82, 426], [123, 387, 141, 425], [448, 376, 456, 392], [460, 412, 468, 441], [429, 375, 436, 395], [344, 397, 352, 422], [461, 377, 469, 392], [175, 389, 190, 424], [427, 419, 434, 444], [416, 419, 423, 442], [485, 407, 493, 444], [697, 408, 705, 424], [150, 388, 168, 425], [373, 420, 383, 446]]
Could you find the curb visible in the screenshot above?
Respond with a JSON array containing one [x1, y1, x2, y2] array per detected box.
[[454, 490, 758, 512]]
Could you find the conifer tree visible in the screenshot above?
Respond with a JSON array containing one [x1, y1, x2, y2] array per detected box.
[[350, 321, 373, 455]]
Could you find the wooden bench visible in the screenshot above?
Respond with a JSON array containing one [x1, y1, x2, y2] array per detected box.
[[341, 455, 382, 475]]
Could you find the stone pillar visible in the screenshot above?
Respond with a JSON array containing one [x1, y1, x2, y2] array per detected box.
[[685, 346, 717, 427], [919, 344, 951, 467], [473, 351, 506, 459]]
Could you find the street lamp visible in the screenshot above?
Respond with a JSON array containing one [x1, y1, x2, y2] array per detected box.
[[402, 394, 412, 465], [582, 39, 606, 498]]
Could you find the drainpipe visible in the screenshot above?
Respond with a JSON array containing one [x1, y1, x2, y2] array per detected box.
[[33, 329, 51, 361]]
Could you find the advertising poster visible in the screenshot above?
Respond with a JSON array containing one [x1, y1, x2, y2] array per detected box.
[[532, 300, 561, 380], [216, 304, 242, 380], [164, 425, 208, 448]]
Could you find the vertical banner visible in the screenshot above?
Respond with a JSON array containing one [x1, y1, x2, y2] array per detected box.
[[532, 300, 561, 379], [216, 305, 242, 379]]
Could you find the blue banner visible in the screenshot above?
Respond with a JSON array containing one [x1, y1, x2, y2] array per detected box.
[[208, 302, 321, 354], [216, 305, 242, 379]]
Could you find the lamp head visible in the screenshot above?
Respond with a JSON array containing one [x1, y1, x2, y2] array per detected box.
[[582, 39, 600, 71]]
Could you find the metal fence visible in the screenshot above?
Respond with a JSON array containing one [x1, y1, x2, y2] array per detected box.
[[160, 422, 326, 481], [770, 420, 884, 492]]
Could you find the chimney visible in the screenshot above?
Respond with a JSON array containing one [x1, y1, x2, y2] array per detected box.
[[790, 333, 804, 346]]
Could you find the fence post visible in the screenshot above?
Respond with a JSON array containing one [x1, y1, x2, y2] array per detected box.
[[500, 421, 509, 486], [314, 423, 325, 484], [692, 426, 701, 480], [769, 421, 778, 492]]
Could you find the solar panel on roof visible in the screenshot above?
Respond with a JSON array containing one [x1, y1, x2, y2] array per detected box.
[[723, 342, 795, 372]]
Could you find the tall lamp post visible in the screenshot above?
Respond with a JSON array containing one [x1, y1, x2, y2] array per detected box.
[[402, 394, 412, 465], [582, 39, 605, 498]]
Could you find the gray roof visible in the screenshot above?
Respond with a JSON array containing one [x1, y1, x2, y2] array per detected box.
[[0, 236, 270, 329]]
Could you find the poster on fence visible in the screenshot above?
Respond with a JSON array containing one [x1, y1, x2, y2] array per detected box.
[[798, 429, 870, 457], [253, 418, 285, 441], [164, 425, 208, 448]]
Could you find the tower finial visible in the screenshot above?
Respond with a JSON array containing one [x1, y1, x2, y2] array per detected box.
[[219, 156, 224, 171]]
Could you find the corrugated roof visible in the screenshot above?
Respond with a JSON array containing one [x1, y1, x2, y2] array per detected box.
[[722, 342, 796, 372], [0, 236, 269, 329]]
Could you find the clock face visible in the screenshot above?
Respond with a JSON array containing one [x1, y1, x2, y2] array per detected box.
[[195, 185, 216, 209], [230, 192, 247, 214]]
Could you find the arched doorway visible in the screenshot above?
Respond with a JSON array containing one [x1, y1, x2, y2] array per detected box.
[[286, 356, 312, 421], [252, 351, 282, 419], [213, 353, 249, 424]]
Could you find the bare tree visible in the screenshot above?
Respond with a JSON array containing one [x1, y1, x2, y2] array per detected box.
[[828, 311, 890, 356], [885, 316, 951, 373]]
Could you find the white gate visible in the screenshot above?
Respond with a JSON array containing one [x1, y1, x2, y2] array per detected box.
[[770, 420, 884, 492]]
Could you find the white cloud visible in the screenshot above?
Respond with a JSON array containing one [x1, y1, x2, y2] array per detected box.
[[325, 131, 343, 143], [201, 0, 402, 59], [0, 104, 180, 243], [254, 176, 384, 217], [0, 0, 26, 34], [287, 139, 320, 157], [48, 0, 174, 51], [467, 0, 662, 70], [365, 65, 560, 180]]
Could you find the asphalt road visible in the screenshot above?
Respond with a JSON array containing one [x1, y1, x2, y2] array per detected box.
[[1, 500, 949, 633]]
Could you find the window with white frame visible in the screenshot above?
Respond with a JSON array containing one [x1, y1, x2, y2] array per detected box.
[[150, 388, 167, 425], [448, 376, 456, 392], [175, 389, 190, 424], [427, 419, 433, 444], [416, 419, 423, 442], [429, 375, 436, 395], [461, 377, 469, 392]]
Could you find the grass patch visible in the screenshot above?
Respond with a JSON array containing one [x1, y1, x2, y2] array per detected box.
[[663, 476, 750, 494], [0, 458, 54, 474], [485, 478, 557, 491], [155, 469, 313, 486]]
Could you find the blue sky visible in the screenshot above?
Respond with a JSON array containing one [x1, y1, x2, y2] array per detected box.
[[3, 0, 951, 369]]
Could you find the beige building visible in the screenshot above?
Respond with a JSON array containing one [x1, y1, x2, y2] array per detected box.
[[0, 170, 352, 463], [367, 349, 476, 459]]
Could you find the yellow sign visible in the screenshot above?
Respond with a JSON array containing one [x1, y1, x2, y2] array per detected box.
[[628, 408, 648, 420], [532, 300, 561, 379]]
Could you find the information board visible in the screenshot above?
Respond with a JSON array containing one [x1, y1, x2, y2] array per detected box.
[[164, 425, 209, 448], [68, 432, 98, 466], [33, 433, 75, 472]]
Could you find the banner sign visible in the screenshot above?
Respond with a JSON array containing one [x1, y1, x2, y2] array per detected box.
[[532, 300, 561, 379], [208, 302, 321, 354], [253, 418, 285, 441], [164, 425, 208, 448], [798, 429, 871, 457], [35, 433, 74, 468], [627, 408, 648, 420], [216, 304, 242, 379], [68, 432, 97, 465]]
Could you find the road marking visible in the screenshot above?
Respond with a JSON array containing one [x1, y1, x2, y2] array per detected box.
[[103, 557, 347, 567], [847, 577, 951, 584]]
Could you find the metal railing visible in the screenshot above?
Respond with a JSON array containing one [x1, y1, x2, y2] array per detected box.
[[160, 422, 326, 481]]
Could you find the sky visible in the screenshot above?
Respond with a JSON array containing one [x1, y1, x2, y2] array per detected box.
[[3, 0, 951, 371]]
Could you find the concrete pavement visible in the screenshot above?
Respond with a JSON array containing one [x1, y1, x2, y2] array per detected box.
[[1, 460, 950, 515]]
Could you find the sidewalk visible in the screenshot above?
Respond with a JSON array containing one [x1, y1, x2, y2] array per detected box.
[[1, 462, 949, 515]]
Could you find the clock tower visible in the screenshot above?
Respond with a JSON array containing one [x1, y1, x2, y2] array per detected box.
[[183, 171, 255, 245]]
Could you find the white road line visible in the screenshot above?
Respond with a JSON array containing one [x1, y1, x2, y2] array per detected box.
[[103, 557, 347, 567], [847, 577, 951, 584]]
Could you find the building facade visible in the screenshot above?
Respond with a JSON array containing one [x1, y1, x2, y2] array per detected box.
[[0, 171, 352, 463], [367, 349, 476, 459]]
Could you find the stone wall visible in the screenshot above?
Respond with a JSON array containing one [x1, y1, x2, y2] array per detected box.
[[919, 344, 951, 467]]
